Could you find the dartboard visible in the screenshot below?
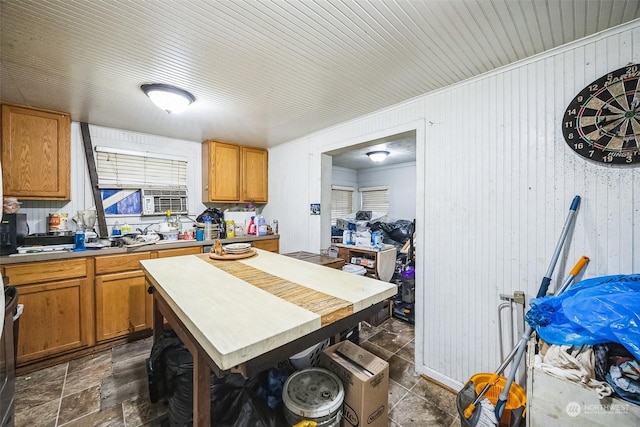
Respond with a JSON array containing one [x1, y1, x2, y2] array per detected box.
[[562, 64, 640, 165]]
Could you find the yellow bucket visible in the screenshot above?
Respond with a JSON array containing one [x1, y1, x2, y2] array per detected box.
[[468, 373, 527, 426]]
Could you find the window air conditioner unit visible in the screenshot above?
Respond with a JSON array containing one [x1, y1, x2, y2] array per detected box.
[[141, 187, 188, 216]]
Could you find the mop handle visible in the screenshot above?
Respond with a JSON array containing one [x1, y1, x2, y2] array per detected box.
[[495, 255, 589, 420], [536, 195, 581, 298]]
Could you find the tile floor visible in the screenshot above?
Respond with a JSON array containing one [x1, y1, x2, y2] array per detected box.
[[14, 317, 461, 426]]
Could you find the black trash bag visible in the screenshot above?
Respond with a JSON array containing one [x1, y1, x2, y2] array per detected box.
[[211, 373, 287, 427], [355, 210, 372, 221], [147, 330, 189, 403], [165, 342, 195, 426], [386, 219, 414, 244], [196, 208, 226, 238]]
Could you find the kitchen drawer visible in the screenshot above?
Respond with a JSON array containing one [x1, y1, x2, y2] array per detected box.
[[4, 258, 87, 285], [156, 246, 202, 258], [253, 238, 279, 253], [95, 252, 151, 274]]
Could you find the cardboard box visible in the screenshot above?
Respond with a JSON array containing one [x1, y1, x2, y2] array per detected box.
[[354, 230, 372, 247], [336, 218, 353, 230], [320, 340, 389, 427]]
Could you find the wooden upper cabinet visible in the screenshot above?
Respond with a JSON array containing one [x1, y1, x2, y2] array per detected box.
[[0, 104, 71, 200], [242, 146, 268, 203], [202, 140, 268, 203], [202, 140, 241, 202]]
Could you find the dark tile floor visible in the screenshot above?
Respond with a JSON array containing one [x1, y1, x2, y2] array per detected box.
[[14, 318, 460, 426]]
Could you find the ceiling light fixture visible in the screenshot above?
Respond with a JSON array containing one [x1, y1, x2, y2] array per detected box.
[[140, 83, 195, 114], [366, 150, 390, 162]]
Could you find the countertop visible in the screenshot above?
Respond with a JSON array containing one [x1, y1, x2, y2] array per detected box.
[[141, 249, 397, 370], [0, 234, 279, 265]]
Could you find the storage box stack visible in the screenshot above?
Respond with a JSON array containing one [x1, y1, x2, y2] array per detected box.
[[320, 340, 389, 427]]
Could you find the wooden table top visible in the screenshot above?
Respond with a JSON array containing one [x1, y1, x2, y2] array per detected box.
[[140, 249, 396, 370]]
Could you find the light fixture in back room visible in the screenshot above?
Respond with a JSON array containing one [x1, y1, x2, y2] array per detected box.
[[366, 150, 389, 162], [141, 83, 195, 114]]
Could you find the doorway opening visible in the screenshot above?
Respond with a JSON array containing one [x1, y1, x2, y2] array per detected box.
[[322, 130, 417, 324]]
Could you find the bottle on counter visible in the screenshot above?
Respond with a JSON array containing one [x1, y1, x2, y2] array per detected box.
[[226, 220, 235, 238], [112, 221, 122, 236], [204, 217, 213, 240], [165, 209, 178, 230], [74, 217, 86, 252], [247, 216, 256, 235], [257, 215, 267, 236]]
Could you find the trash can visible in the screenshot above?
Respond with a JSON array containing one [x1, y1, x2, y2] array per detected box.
[[2, 286, 19, 427]]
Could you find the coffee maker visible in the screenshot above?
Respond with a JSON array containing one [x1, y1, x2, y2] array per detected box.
[[0, 213, 28, 255]]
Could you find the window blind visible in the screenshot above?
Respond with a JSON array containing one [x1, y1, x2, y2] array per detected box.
[[96, 147, 187, 187], [331, 186, 354, 225], [360, 186, 389, 213]]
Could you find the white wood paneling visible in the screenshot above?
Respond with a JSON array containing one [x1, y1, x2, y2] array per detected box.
[[266, 21, 640, 389], [3, 2, 639, 146]]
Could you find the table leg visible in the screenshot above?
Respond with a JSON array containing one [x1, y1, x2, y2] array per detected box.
[[193, 351, 212, 426]]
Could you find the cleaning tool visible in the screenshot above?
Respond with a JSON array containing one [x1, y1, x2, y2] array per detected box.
[[494, 255, 589, 422], [456, 195, 589, 426], [535, 195, 581, 298]]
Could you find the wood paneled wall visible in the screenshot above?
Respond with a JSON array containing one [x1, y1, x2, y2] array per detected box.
[[264, 20, 640, 389]]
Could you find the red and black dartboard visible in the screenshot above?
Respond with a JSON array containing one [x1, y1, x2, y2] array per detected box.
[[562, 64, 640, 165]]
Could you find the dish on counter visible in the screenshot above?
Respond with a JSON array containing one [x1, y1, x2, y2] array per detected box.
[[223, 243, 252, 254]]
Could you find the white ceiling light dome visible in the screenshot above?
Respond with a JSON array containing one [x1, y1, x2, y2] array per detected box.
[[366, 150, 390, 162], [141, 83, 195, 114]]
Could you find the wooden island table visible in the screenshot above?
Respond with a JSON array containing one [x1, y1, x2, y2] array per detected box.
[[140, 249, 397, 426]]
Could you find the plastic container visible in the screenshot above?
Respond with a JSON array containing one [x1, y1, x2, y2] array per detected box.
[[247, 216, 256, 235], [112, 221, 122, 236], [342, 264, 366, 275], [342, 230, 352, 245], [48, 212, 68, 233], [372, 230, 383, 250], [456, 372, 526, 427], [74, 229, 86, 251], [289, 338, 330, 370], [257, 215, 267, 236], [282, 367, 344, 427], [203, 217, 213, 240], [225, 220, 235, 238], [164, 231, 179, 241]]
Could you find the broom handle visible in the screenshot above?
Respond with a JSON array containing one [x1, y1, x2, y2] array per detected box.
[[536, 196, 581, 298], [556, 256, 589, 295], [536, 196, 581, 297]]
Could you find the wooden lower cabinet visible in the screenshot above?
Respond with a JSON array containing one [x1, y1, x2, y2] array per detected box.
[[94, 247, 201, 342], [3, 258, 94, 366], [95, 252, 152, 343], [95, 270, 151, 342]]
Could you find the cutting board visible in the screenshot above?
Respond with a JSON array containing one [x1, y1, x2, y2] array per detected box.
[[208, 248, 257, 260]]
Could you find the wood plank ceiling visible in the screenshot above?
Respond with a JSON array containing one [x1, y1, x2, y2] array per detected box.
[[1, 0, 639, 147]]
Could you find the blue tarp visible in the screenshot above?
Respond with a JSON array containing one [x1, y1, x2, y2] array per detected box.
[[526, 274, 640, 360]]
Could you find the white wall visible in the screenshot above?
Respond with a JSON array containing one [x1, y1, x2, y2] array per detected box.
[[21, 123, 206, 234], [264, 20, 640, 389], [331, 162, 417, 221], [358, 162, 416, 221]]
